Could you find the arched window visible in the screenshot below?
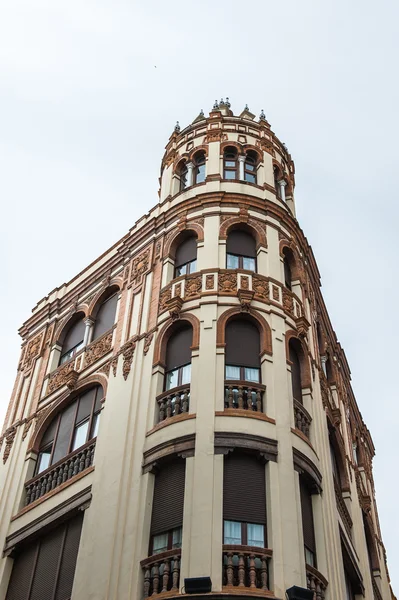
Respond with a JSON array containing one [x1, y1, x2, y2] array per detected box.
[[225, 318, 260, 383], [282, 248, 293, 290], [92, 292, 118, 341], [36, 386, 103, 474], [325, 356, 334, 383], [226, 229, 257, 271], [223, 147, 238, 180], [329, 435, 341, 489], [59, 315, 85, 365], [174, 235, 197, 277], [193, 151, 206, 184], [244, 151, 257, 184], [178, 162, 188, 191], [150, 458, 185, 555], [165, 324, 193, 390], [300, 477, 317, 567], [274, 166, 281, 198], [223, 452, 266, 547], [289, 339, 302, 403]]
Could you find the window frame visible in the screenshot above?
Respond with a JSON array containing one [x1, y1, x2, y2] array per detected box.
[[244, 154, 257, 184], [193, 152, 206, 185], [223, 520, 266, 548], [59, 340, 84, 365], [223, 149, 238, 180], [174, 258, 197, 278], [150, 526, 183, 556], [179, 163, 188, 191], [225, 364, 260, 383], [226, 252, 257, 272], [164, 362, 192, 391]]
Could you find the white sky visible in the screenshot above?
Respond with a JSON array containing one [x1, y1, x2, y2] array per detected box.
[[0, 0, 397, 589]]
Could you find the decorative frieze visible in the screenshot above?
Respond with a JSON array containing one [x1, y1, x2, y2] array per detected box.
[[130, 247, 151, 288], [21, 331, 44, 373], [218, 272, 237, 293], [83, 331, 113, 369], [47, 361, 77, 395]]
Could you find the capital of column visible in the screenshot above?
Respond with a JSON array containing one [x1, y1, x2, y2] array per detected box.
[[84, 317, 95, 328]]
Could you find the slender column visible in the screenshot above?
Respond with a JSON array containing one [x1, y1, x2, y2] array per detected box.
[[278, 180, 287, 202], [238, 155, 245, 181], [84, 317, 95, 346], [320, 355, 327, 377], [186, 162, 194, 187]]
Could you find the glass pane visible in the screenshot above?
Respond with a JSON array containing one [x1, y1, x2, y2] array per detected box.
[[305, 547, 315, 567], [153, 533, 168, 554], [165, 369, 178, 390], [91, 412, 100, 438], [72, 420, 89, 451], [245, 163, 255, 171], [181, 363, 191, 385], [224, 520, 241, 545], [226, 365, 240, 380], [242, 257, 256, 271], [175, 263, 187, 277], [224, 170, 236, 180], [247, 523, 264, 547], [225, 160, 236, 167], [172, 527, 182, 548], [196, 164, 205, 183], [189, 259, 197, 273], [226, 254, 239, 269], [245, 368, 260, 383], [60, 349, 73, 365], [245, 173, 256, 184], [37, 447, 52, 473]]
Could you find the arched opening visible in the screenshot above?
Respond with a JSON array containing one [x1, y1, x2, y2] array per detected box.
[[92, 289, 118, 341], [299, 476, 317, 568], [35, 385, 103, 475], [225, 317, 261, 383], [363, 514, 379, 571], [193, 151, 206, 184], [289, 338, 302, 403], [325, 356, 334, 384], [244, 150, 257, 184], [274, 166, 281, 198], [164, 324, 193, 391], [223, 147, 238, 180], [282, 247, 294, 290], [174, 234, 198, 278], [59, 314, 86, 365], [177, 161, 188, 191], [226, 229, 257, 271]]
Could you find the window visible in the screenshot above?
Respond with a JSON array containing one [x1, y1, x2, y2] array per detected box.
[[224, 147, 238, 180], [226, 229, 257, 272], [283, 249, 292, 290], [193, 151, 206, 184], [329, 437, 341, 488], [300, 477, 317, 568], [223, 452, 266, 548], [92, 293, 118, 341], [289, 339, 302, 403], [164, 325, 192, 391], [244, 151, 257, 184], [59, 317, 85, 365], [150, 459, 185, 556], [36, 386, 103, 474], [178, 162, 188, 191], [274, 166, 281, 197], [6, 513, 83, 600], [225, 319, 261, 384], [174, 236, 197, 278], [345, 569, 355, 600]]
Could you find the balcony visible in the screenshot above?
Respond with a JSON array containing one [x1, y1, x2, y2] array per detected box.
[[25, 439, 96, 506], [141, 549, 181, 598], [306, 564, 328, 599], [222, 545, 272, 591], [293, 399, 312, 439], [156, 385, 190, 423], [224, 381, 265, 413]]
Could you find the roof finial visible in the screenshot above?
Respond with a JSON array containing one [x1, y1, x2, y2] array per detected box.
[[199, 109, 204, 117], [225, 97, 231, 107], [244, 104, 249, 111], [259, 109, 266, 121], [213, 99, 219, 109], [220, 97, 225, 105], [174, 121, 180, 133]]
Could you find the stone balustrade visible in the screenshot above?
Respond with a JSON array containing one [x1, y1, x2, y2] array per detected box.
[[306, 564, 328, 599], [156, 386, 190, 423], [141, 549, 181, 597], [293, 399, 312, 439], [25, 440, 96, 505], [224, 381, 265, 412], [222, 545, 272, 590]]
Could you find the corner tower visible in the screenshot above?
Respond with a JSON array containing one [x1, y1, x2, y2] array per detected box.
[[0, 101, 394, 600]]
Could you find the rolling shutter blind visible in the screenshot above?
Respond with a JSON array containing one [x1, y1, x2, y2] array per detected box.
[[300, 478, 316, 555], [284, 258, 292, 289], [150, 459, 186, 535], [6, 513, 83, 600], [225, 320, 260, 368], [226, 231, 256, 257], [92, 294, 118, 340], [289, 344, 302, 402], [62, 319, 85, 354], [165, 326, 192, 371], [175, 237, 197, 268], [223, 453, 266, 524], [52, 402, 76, 465]]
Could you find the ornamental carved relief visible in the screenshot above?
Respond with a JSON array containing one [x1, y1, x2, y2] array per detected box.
[[205, 274, 215, 290], [121, 339, 136, 380], [218, 272, 237, 294], [130, 247, 151, 288], [22, 332, 44, 373], [84, 331, 113, 369], [282, 288, 294, 315], [184, 275, 202, 299], [272, 285, 280, 301], [3, 427, 16, 464], [98, 360, 111, 377], [111, 356, 118, 377], [174, 283, 182, 297], [143, 332, 154, 356], [253, 275, 269, 301], [47, 361, 76, 395], [22, 418, 34, 441], [159, 288, 172, 313], [240, 276, 249, 290]]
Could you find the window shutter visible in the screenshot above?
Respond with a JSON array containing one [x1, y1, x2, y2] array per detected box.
[[225, 320, 260, 369], [62, 319, 85, 355], [299, 478, 316, 556], [52, 402, 77, 464], [165, 326, 193, 371], [284, 258, 292, 289], [289, 343, 302, 402], [223, 453, 266, 525], [76, 388, 97, 423], [6, 543, 37, 600], [226, 231, 256, 257], [55, 514, 83, 600], [151, 459, 186, 535], [30, 528, 65, 600], [92, 294, 118, 340], [175, 237, 197, 268], [40, 415, 58, 448]]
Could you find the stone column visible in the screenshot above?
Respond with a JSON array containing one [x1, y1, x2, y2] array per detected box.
[[186, 162, 194, 187], [238, 155, 245, 181], [278, 180, 287, 202], [84, 317, 95, 346]]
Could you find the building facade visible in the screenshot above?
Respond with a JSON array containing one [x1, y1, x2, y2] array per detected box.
[[0, 101, 394, 600]]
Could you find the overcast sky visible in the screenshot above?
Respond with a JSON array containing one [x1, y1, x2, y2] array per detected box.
[[1, 0, 398, 589]]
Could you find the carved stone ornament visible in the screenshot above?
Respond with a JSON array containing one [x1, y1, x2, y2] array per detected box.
[[3, 427, 16, 464], [84, 331, 113, 369], [174, 283, 182, 298], [143, 332, 154, 356], [159, 288, 172, 313], [238, 289, 254, 312], [166, 296, 184, 321], [205, 274, 215, 290], [295, 315, 310, 338], [272, 285, 280, 301], [331, 407, 341, 427], [121, 339, 136, 380], [47, 361, 75, 395], [282, 288, 294, 315], [218, 272, 237, 294], [22, 332, 44, 373], [130, 248, 151, 288], [111, 356, 118, 377], [240, 276, 249, 290], [252, 275, 269, 301], [22, 419, 34, 441], [65, 369, 79, 391], [184, 275, 202, 299], [98, 360, 111, 377]]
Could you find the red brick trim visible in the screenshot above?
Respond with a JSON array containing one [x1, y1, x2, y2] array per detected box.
[[216, 306, 272, 356], [153, 312, 200, 368]]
